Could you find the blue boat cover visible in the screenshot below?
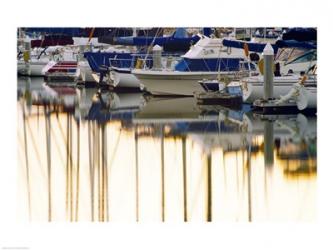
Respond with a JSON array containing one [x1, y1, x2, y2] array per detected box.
[[84, 52, 153, 72], [275, 40, 316, 49], [175, 58, 256, 72], [132, 35, 200, 46], [222, 39, 279, 53], [282, 28, 316, 42], [223, 38, 316, 53]]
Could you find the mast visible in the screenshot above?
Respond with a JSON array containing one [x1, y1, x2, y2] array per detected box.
[[182, 137, 188, 222], [160, 125, 165, 222], [247, 140, 252, 222], [206, 153, 212, 222], [135, 125, 139, 222]]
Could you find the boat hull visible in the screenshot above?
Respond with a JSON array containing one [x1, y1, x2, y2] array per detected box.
[[242, 75, 317, 103], [78, 61, 95, 82], [17, 60, 49, 76], [132, 69, 246, 96], [111, 67, 142, 88]]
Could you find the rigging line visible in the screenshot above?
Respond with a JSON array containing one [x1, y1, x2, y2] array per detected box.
[[143, 27, 161, 69], [66, 113, 69, 220], [135, 125, 139, 222], [88, 122, 95, 221], [182, 137, 188, 222], [207, 153, 212, 222], [222, 149, 227, 191], [21, 100, 32, 220], [50, 118, 66, 169], [75, 121, 80, 222], [25, 111, 46, 179], [96, 123, 101, 221], [44, 105, 52, 222], [99, 123, 107, 221], [247, 137, 252, 222], [69, 114, 74, 222], [100, 125, 105, 222], [56, 114, 68, 155], [216, 40, 224, 73], [160, 125, 165, 222], [189, 153, 208, 217], [108, 128, 122, 171], [102, 124, 109, 222]]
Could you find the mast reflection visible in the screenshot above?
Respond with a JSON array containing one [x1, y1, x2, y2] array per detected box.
[[17, 77, 317, 222]]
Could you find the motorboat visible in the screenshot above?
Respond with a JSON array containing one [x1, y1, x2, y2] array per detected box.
[[132, 35, 257, 96], [241, 73, 316, 103]]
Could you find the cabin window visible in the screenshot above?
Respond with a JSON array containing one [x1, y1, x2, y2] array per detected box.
[[227, 86, 242, 95], [288, 50, 316, 64]]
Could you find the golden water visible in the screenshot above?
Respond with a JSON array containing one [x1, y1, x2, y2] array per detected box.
[[17, 78, 316, 222]]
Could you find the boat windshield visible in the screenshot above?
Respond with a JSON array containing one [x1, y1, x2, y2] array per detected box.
[[227, 86, 242, 95], [285, 50, 316, 65], [275, 48, 307, 62]]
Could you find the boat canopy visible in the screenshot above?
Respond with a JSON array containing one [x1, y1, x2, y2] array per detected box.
[[282, 28, 317, 42], [30, 35, 74, 48], [222, 38, 316, 54], [275, 40, 316, 49], [84, 52, 154, 72], [174, 58, 256, 72], [112, 28, 201, 52], [23, 28, 117, 37], [222, 39, 279, 53]]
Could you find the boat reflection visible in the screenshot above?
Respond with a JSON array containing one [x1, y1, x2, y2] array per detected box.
[[17, 77, 316, 222]]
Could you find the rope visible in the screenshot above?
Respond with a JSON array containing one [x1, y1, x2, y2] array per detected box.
[[142, 28, 161, 69]]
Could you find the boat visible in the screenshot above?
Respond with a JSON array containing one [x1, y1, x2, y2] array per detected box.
[[222, 29, 317, 76], [17, 46, 57, 76], [43, 61, 80, 83], [109, 53, 180, 90], [112, 28, 202, 53], [241, 73, 316, 103], [17, 45, 84, 77], [277, 49, 316, 75], [17, 57, 50, 76], [78, 60, 95, 82], [252, 75, 317, 114], [85, 48, 178, 89], [110, 66, 142, 89], [195, 82, 243, 108], [132, 35, 257, 96], [75, 87, 145, 121], [135, 96, 202, 121]]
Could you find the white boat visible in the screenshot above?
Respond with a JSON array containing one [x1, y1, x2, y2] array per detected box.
[[17, 46, 57, 76], [132, 35, 256, 96], [241, 74, 317, 103], [17, 58, 50, 76], [135, 96, 202, 121], [43, 61, 80, 83], [78, 60, 95, 82], [110, 54, 181, 89], [110, 66, 142, 89], [17, 45, 75, 76], [277, 49, 316, 75]]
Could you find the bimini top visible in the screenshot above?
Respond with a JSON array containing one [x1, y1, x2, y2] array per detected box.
[[222, 38, 279, 54], [183, 36, 246, 59], [222, 37, 316, 54]]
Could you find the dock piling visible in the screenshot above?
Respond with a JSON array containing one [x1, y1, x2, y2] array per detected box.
[[263, 43, 274, 100]]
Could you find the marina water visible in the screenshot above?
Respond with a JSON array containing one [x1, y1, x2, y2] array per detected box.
[[17, 76, 316, 222]]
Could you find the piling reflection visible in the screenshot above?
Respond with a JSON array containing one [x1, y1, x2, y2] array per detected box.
[[17, 77, 316, 222]]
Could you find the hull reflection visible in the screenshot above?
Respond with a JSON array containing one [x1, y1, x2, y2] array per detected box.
[[17, 77, 316, 222]]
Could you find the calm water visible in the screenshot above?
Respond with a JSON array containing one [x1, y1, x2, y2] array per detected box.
[[17, 76, 317, 222]]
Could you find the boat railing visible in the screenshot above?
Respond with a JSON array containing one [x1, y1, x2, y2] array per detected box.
[[108, 53, 182, 70]]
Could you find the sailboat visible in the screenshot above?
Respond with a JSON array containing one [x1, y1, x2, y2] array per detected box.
[[132, 35, 256, 96]]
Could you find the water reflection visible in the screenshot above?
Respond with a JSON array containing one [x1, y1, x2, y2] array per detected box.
[[17, 77, 316, 222]]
